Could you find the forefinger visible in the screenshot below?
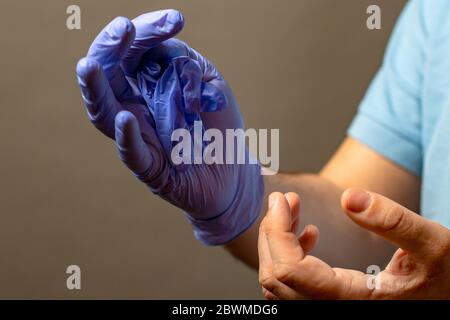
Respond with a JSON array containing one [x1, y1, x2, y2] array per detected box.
[[263, 193, 304, 266], [258, 216, 305, 300], [123, 10, 185, 76]]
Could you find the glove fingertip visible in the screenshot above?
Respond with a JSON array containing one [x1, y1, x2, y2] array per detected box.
[[76, 57, 100, 82], [115, 111, 138, 139], [164, 9, 185, 32], [110, 16, 135, 38], [76, 57, 107, 115], [133, 9, 184, 38], [114, 111, 154, 175]]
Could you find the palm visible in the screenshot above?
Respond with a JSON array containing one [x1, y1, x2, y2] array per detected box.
[[124, 74, 242, 220]]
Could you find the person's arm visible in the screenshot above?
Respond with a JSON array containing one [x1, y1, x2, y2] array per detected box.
[[225, 137, 421, 270], [227, 0, 428, 269]]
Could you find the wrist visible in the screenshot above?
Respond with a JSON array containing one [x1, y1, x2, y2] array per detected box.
[[186, 163, 265, 246]]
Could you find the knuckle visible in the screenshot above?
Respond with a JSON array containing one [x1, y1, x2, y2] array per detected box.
[[381, 204, 407, 232], [273, 263, 297, 285], [263, 228, 281, 240], [369, 195, 416, 235], [275, 231, 299, 244], [262, 288, 276, 300], [259, 274, 276, 292]]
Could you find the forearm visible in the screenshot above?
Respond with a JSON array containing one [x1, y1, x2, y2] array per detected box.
[[225, 172, 395, 270]]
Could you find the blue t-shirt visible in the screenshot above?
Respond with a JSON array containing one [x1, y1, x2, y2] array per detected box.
[[348, 0, 450, 228]]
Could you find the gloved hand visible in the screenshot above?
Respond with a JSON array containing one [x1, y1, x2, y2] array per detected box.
[[76, 10, 264, 245]]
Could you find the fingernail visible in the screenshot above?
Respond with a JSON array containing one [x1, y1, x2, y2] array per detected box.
[[346, 189, 371, 213]]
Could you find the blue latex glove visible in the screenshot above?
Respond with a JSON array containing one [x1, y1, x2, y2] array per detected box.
[[76, 10, 264, 245]]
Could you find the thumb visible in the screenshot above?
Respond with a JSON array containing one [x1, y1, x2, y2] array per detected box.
[[341, 188, 442, 257]]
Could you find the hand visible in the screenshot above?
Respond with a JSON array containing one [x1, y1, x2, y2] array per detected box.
[[258, 190, 450, 299], [76, 10, 264, 245]]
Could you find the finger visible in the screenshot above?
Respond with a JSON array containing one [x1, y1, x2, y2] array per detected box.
[[87, 17, 136, 100], [264, 193, 304, 265], [150, 57, 213, 165], [258, 219, 273, 284], [178, 59, 203, 115], [123, 10, 184, 76], [258, 216, 305, 300], [140, 38, 190, 67], [341, 188, 445, 256], [200, 82, 227, 112], [284, 192, 300, 233], [141, 38, 227, 113], [200, 83, 243, 135], [152, 58, 186, 159], [262, 192, 375, 299], [385, 248, 415, 275], [142, 38, 219, 80], [177, 58, 228, 117], [261, 288, 279, 300], [263, 193, 374, 299], [77, 57, 122, 138], [115, 111, 152, 175], [298, 225, 319, 255], [272, 255, 374, 299], [115, 110, 175, 195], [143, 39, 233, 131], [267, 193, 293, 233]]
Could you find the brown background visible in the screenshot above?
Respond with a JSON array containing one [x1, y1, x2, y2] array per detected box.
[[0, 0, 406, 299]]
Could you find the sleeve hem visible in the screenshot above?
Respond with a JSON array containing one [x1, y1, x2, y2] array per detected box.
[[348, 113, 422, 177]]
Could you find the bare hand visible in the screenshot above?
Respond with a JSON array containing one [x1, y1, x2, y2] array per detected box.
[[258, 190, 450, 299]]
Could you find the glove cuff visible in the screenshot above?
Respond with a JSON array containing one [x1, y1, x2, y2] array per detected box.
[[185, 164, 265, 246]]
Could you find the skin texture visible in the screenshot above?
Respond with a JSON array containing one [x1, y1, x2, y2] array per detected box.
[[226, 138, 450, 299], [258, 191, 450, 299]]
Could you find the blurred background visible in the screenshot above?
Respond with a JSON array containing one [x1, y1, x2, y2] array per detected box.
[[0, 0, 406, 299]]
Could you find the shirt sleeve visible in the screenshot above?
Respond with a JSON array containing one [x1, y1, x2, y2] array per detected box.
[[348, 0, 428, 176]]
